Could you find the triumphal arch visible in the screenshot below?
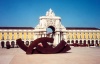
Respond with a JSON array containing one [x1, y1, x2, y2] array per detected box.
[[34, 8, 66, 45]]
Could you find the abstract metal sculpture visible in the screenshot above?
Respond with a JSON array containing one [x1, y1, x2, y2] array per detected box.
[[16, 37, 71, 54]]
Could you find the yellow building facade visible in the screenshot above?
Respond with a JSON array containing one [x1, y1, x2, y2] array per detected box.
[[66, 27, 100, 46], [0, 27, 35, 47], [0, 27, 100, 47]]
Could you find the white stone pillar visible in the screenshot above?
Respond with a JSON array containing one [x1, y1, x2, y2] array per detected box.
[[82, 39, 83, 44], [86, 40, 88, 44], [42, 34, 44, 37], [58, 33, 60, 43], [34, 32, 37, 40], [44, 32, 46, 37], [90, 39, 91, 44], [74, 39, 75, 43], [53, 32, 60, 46], [70, 39, 72, 44], [29, 40, 31, 45], [0, 41, 1, 47], [4, 40, 6, 47], [78, 39, 80, 44], [63, 32, 67, 42]]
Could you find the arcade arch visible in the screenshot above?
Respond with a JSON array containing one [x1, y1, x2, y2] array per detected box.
[[46, 26, 55, 38]]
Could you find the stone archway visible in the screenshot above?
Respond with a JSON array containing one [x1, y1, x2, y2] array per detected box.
[[6, 41, 10, 49], [83, 40, 86, 44], [83, 40, 87, 46], [46, 26, 55, 38], [26, 41, 29, 46], [75, 40, 78, 44], [34, 9, 66, 45], [30, 41, 33, 44], [6, 41, 10, 45], [88, 40, 90, 46], [91, 40, 94, 46], [67, 40, 70, 43], [79, 40, 82, 45], [96, 40, 99, 46], [1, 41, 5, 48], [71, 40, 74, 44], [11, 41, 15, 48]]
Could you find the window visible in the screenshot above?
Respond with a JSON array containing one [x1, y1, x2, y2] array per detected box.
[[68, 35, 69, 39], [12, 32, 14, 34], [2, 36, 4, 40], [7, 32, 9, 34], [27, 32, 28, 35], [76, 35, 78, 39], [22, 33, 24, 40], [92, 35, 93, 39], [7, 36, 9, 40], [17, 32, 19, 38], [88, 35, 89, 39], [26, 36, 28, 40], [2, 32, 4, 35], [72, 35, 73, 39], [12, 35, 14, 40]]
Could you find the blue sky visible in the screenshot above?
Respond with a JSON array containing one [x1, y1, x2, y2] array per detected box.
[[0, 0, 100, 28]]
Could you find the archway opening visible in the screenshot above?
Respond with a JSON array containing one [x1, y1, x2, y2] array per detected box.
[[88, 40, 90, 46], [96, 40, 99, 46], [91, 40, 94, 46], [67, 40, 70, 43], [75, 40, 78, 44], [6, 41, 10, 49], [71, 40, 74, 44], [26, 41, 29, 46], [1, 41, 5, 48], [11, 41, 15, 48], [46, 26, 55, 38], [79, 40, 82, 45], [83, 40, 88, 46]]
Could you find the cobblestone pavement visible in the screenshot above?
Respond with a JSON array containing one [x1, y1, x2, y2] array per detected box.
[[0, 47, 100, 64]]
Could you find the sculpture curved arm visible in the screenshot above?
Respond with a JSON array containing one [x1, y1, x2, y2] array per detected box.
[[26, 37, 54, 54], [16, 39, 28, 52]]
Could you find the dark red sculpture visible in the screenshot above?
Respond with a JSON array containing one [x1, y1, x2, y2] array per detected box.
[[16, 39, 28, 51], [36, 40, 70, 54], [16, 37, 71, 54]]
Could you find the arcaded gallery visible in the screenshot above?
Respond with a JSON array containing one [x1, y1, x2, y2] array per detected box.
[[0, 9, 100, 47]]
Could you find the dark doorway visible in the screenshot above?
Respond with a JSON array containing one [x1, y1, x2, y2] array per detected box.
[[96, 40, 99, 46], [1, 41, 5, 48], [67, 40, 70, 43], [71, 40, 74, 44], [26, 41, 29, 46], [75, 40, 78, 44], [91, 40, 94, 46], [83, 40, 87, 46], [11, 41, 15, 48], [88, 40, 90, 46], [6, 41, 10, 49], [46, 26, 55, 38], [30, 41, 33, 44], [79, 40, 82, 45]]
